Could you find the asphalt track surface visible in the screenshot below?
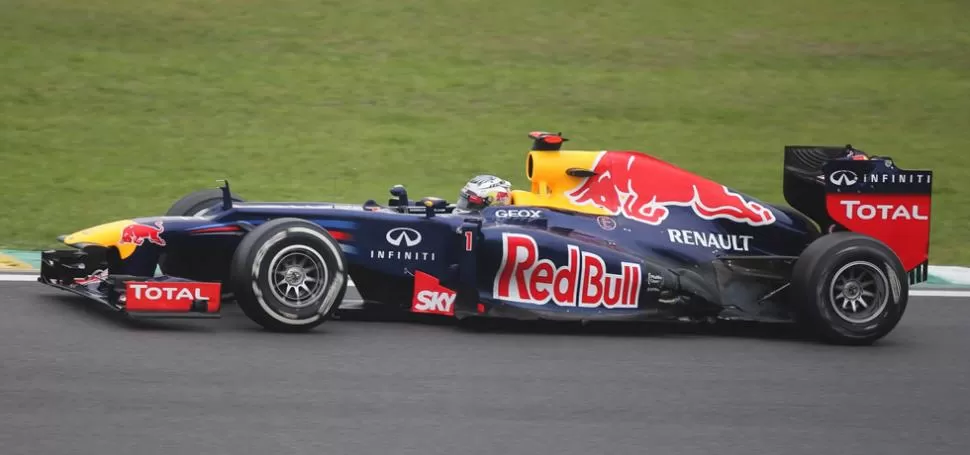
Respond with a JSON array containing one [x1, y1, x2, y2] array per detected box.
[[2, 281, 970, 455]]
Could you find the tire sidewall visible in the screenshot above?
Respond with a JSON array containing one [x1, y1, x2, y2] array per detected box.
[[183, 199, 224, 217], [232, 219, 347, 330], [166, 189, 244, 217]]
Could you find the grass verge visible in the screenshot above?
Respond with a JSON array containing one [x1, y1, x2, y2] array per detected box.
[[1, 0, 968, 262]]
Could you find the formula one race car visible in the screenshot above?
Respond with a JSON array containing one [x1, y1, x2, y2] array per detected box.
[[38, 132, 933, 344]]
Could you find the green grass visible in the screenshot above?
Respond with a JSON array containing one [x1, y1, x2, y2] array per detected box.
[[1, 0, 969, 262]]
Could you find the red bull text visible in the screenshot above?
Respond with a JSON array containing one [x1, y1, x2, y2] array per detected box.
[[120, 221, 167, 247], [566, 152, 776, 227], [493, 233, 642, 309]]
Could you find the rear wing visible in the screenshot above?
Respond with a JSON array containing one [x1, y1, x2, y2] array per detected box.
[[783, 145, 932, 283]]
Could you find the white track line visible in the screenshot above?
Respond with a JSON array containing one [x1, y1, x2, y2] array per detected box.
[[0, 274, 38, 282], [911, 290, 970, 298], [2, 273, 968, 297]]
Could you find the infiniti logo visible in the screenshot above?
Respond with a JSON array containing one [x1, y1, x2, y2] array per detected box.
[[829, 170, 858, 187], [386, 227, 422, 247]]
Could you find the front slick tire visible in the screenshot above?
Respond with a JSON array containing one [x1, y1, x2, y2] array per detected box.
[[792, 232, 908, 346], [230, 218, 348, 332]]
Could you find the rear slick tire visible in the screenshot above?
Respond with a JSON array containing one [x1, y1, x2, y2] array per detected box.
[[229, 218, 348, 332], [165, 189, 244, 217], [791, 232, 908, 345]]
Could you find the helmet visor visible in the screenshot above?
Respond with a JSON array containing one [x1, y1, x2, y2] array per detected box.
[[457, 190, 487, 211]]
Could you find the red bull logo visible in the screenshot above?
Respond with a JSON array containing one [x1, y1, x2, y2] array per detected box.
[[120, 221, 166, 247], [566, 151, 776, 227]]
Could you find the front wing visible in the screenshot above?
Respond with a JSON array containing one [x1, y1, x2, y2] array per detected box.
[[38, 249, 222, 319]]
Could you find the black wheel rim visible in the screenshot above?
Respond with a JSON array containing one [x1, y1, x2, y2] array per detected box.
[[828, 260, 890, 324], [267, 245, 329, 309]]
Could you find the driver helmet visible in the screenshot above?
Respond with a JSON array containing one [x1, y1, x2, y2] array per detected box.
[[456, 175, 512, 213]]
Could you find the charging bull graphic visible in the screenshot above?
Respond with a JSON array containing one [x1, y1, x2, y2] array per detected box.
[[120, 221, 167, 246], [567, 151, 776, 227]]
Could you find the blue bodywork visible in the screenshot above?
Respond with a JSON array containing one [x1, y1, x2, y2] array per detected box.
[[112, 188, 821, 323]]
